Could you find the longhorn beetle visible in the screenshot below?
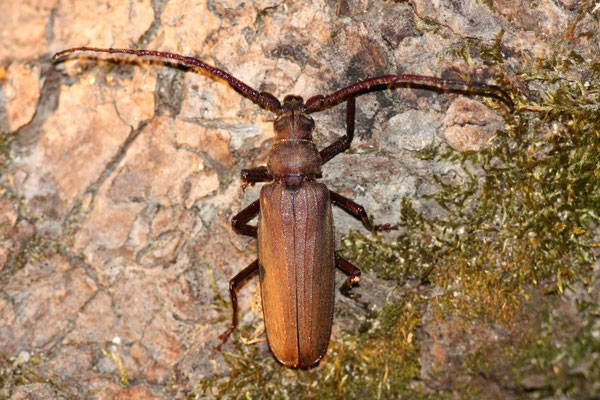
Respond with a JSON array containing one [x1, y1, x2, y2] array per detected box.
[[53, 46, 512, 368]]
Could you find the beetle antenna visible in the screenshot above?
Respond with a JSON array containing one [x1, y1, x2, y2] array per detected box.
[[304, 74, 513, 113], [52, 46, 283, 114]]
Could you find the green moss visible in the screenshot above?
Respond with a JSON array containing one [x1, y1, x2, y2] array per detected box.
[[0, 352, 80, 398], [414, 17, 445, 36], [10, 234, 42, 272], [344, 46, 599, 395], [464, 295, 600, 399], [447, 39, 476, 67], [0, 132, 14, 170], [196, 292, 425, 400], [566, 0, 600, 40], [479, 31, 506, 67], [199, 42, 599, 398]]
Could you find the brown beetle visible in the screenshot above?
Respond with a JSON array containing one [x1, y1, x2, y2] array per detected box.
[[53, 47, 512, 368]]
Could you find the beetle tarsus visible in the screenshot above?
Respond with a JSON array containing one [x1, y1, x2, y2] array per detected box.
[[373, 223, 399, 232], [335, 254, 369, 308], [215, 327, 235, 351]]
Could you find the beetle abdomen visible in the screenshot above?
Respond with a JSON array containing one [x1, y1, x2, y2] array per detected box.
[[258, 181, 335, 368]]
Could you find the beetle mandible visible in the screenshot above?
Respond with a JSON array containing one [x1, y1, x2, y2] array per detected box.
[[53, 46, 512, 368]]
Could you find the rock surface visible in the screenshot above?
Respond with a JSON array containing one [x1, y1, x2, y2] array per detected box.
[[0, 0, 597, 398]]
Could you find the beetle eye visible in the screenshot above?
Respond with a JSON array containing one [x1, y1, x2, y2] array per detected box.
[[274, 115, 288, 130], [299, 114, 314, 129]]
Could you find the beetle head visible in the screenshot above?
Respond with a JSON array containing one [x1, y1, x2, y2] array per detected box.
[[274, 95, 314, 140]]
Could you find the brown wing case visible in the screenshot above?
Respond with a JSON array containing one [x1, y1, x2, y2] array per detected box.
[[258, 181, 335, 368]]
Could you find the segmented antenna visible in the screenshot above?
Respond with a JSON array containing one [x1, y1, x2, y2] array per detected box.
[[303, 74, 513, 113], [53, 46, 283, 114]]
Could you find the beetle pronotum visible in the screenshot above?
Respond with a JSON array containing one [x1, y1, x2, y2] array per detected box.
[[53, 46, 511, 368]]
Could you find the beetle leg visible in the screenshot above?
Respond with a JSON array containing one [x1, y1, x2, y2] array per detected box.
[[216, 260, 259, 350], [217, 201, 261, 350], [241, 166, 272, 185], [330, 190, 397, 232], [335, 254, 368, 308], [329, 190, 373, 231], [319, 97, 356, 164], [231, 199, 260, 237]]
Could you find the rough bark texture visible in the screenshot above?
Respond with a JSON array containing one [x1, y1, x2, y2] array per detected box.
[[0, 0, 598, 399]]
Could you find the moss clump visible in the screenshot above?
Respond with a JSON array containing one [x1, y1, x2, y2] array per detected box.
[[0, 352, 81, 398], [341, 46, 600, 396], [197, 292, 424, 400], [464, 293, 600, 399]]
